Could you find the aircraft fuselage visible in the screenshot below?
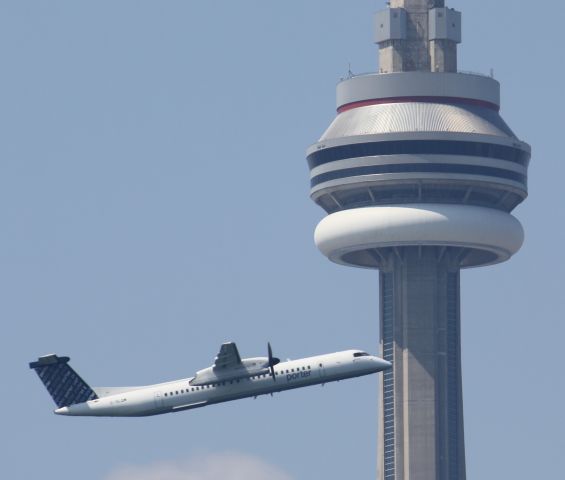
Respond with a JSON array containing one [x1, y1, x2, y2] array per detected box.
[[54, 350, 389, 417]]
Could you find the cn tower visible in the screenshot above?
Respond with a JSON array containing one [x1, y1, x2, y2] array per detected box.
[[307, 1, 530, 479]]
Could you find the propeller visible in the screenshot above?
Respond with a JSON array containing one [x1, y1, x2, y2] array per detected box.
[[267, 342, 280, 381]]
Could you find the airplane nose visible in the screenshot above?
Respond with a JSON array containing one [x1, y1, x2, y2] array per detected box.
[[54, 406, 70, 415], [374, 358, 392, 370]]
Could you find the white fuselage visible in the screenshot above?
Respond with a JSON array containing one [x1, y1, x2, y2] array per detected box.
[[55, 350, 390, 417]]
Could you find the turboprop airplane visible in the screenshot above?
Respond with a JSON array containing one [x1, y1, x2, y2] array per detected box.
[[29, 342, 391, 417]]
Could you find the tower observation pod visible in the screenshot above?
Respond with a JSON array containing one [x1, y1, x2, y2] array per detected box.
[[306, 1, 530, 479]]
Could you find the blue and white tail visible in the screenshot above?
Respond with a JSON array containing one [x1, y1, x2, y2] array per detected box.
[[29, 354, 98, 408]]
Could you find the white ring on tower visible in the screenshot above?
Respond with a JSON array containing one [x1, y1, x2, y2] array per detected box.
[[315, 203, 524, 269]]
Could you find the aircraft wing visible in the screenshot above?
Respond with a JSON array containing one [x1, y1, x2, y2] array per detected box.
[[213, 342, 242, 370]]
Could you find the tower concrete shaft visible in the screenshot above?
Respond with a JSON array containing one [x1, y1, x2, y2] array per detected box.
[[378, 247, 465, 480]]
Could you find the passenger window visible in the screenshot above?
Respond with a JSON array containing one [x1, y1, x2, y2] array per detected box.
[[164, 393, 168, 397]]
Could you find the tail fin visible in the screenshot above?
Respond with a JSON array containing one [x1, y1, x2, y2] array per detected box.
[[29, 354, 98, 408]]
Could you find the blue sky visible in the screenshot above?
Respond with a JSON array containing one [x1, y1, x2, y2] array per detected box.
[[1, 1, 563, 479]]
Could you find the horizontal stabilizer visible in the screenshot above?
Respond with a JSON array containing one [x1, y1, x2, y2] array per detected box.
[[29, 354, 98, 408]]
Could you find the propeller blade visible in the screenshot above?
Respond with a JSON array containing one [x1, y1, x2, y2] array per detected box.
[[268, 342, 278, 382]]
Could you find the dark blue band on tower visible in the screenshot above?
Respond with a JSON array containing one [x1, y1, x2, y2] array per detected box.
[[307, 140, 530, 170], [310, 163, 527, 188]]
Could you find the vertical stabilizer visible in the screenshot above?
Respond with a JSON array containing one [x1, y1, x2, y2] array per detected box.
[[29, 354, 98, 407]]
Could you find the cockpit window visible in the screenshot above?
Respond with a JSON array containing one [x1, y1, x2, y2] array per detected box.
[[353, 352, 370, 357]]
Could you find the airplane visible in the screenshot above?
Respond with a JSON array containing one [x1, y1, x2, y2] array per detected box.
[[29, 342, 391, 417]]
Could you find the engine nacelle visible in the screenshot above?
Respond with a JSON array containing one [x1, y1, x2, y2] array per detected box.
[[190, 357, 270, 386]]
